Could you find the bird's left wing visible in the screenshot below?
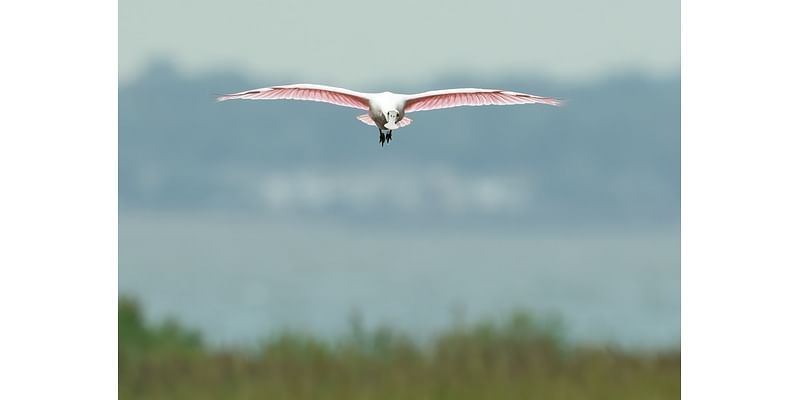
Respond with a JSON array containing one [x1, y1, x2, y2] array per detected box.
[[217, 84, 371, 110], [403, 88, 562, 113]]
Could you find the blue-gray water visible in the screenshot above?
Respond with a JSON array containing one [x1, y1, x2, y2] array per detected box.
[[119, 212, 679, 348], [119, 65, 680, 349]]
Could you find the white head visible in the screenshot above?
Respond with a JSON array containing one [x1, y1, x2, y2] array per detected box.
[[385, 109, 400, 123]]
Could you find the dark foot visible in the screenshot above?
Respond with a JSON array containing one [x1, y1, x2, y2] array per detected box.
[[379, 131, 386, 147], [387, 131, 393, 143]]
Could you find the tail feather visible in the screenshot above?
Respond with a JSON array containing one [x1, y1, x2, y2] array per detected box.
[[355, 114, 413, 128], [356, 114, 377, 126]]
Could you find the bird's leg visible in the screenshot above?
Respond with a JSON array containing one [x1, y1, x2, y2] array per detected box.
[[387, 130, 393, 143], [378, 128, 386, 147]]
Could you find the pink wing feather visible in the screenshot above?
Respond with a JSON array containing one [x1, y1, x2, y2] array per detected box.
[[217, 84, 370, 110], [404, 88, 562, 113]]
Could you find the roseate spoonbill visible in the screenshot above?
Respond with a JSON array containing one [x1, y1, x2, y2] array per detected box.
[[218, 84, 561, 146]]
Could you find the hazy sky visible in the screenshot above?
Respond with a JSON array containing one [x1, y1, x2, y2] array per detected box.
[[120, 0, 679, 86]]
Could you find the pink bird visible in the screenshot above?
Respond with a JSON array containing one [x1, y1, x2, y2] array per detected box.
[[218, 84, 562, 147]]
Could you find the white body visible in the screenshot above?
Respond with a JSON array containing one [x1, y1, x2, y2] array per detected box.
[[368, 92, 407, 129]]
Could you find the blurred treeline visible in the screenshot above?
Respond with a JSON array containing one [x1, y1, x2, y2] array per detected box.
[[119, 297, 679, 399]]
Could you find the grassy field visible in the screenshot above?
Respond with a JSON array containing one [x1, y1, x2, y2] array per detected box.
[[119, 297, 679, 399]]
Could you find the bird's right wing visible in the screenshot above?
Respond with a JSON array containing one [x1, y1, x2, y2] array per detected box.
[[217, 83, 371, 110]]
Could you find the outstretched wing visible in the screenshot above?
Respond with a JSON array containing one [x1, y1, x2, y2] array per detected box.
[[355, 114, 413, 127], [404, 88, 562, 113], [217, 83, 370, 110]]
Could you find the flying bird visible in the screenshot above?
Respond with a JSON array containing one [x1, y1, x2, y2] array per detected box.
[[217, 84, 562, 146]]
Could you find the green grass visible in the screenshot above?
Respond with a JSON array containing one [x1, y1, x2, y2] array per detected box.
[[119, 297, 679, 399]]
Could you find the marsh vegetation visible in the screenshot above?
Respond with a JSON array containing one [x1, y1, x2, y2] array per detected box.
[[119, 297, 679, 399]]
